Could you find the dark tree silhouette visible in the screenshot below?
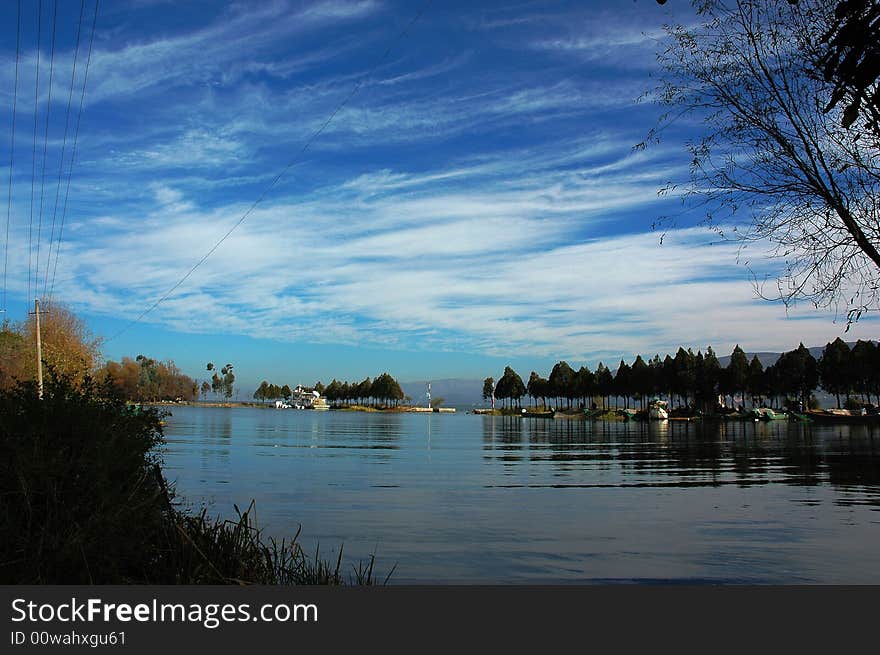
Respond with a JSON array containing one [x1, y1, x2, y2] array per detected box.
[[648, 0, 880, 324]]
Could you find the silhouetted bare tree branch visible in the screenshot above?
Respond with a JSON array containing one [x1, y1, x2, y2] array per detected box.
[[646, 0, 880, 325]]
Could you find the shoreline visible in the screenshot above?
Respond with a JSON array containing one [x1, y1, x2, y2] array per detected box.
[[135, 402, 877, 424], [138, 401, 457, 413]]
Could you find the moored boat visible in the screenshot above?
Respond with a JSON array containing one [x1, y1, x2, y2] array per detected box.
[[291, 384, 330, 410], [522, 408, 555, 418], [805, 409, 880, 424], [751, 407, 788, 421], [648, 399, 669, 420]]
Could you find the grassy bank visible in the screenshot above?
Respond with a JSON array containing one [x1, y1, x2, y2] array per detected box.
[[0, 375, 391, 585]]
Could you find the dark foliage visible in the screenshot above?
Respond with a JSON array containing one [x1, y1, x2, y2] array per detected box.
[[323, 372, 405, 407], [813, 0, 880, 131], [489, 338, 876, 414], [0, 373, 391, 584], [0, 373, 166, 583]]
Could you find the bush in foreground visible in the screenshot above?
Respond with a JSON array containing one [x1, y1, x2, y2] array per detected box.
[[0, 374, 390, 584]]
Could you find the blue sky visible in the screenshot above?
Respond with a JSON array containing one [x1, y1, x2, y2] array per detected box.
[[0, 0, 876, 393]]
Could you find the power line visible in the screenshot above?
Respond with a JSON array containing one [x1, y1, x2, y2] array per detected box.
[[27, 0, 44, 303], [49, 0, 99, 302], [35, 0, 58, 302], [43, 0, 85, 299], [2, 0, 22, 313], [106, 0, 434, 343]]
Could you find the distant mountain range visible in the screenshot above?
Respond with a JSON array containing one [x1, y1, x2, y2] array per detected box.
[[400, 379, 486, 408]]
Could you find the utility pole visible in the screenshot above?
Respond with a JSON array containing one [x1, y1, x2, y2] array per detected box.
[[35, 298, 43, 399], [29, 298, 44, 399]]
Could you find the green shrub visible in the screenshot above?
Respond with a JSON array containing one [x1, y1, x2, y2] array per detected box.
[[0, 374, 391, 585], [0, 373, 167, 583], [844, 397, 865, 411]]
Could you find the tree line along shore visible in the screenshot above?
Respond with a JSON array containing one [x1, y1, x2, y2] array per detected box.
[[252, 374, 408, 408], [3, 305, 877, 415], [1, 304, 392, 584], [483, 339, 880, 415], [0, 308, 420, 410]]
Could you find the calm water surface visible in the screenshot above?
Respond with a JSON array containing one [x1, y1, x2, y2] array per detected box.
[[159, 406, 880, 583]]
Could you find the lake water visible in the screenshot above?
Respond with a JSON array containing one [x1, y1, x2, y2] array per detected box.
[[159, 406, 880, 584]]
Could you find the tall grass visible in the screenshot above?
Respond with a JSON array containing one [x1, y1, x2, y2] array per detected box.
[[162, 501, 394, 585], [0, 373, 393, 585]]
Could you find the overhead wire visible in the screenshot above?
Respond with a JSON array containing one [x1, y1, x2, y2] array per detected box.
[[105, 0, 434, 343], [48, 0, 99, 302], [2, 0, 22, 314], [43, 0, 85, 299], [27, 0, 43, 303], [35, 0, 58, 302]]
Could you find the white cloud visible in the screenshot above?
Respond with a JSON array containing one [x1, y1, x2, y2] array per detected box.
[[35, 143, 872, 363], [2, 0, 869, 372], [150, 183, 190, 210], [0, 0, 383, 108], [532, 29, 666, 55], [300, 0, 382, 20]]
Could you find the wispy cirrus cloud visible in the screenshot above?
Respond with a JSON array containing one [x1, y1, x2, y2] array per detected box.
[[300, 0, 382, 20], [0, 0, 863, 384], [23, 136, 866, 366], [531, 27, 667, 55]]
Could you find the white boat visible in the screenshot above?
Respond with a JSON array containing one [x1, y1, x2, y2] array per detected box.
[[648, 399, 669, 420], [292, 384, 330, 410], [751, 407, 787, 421]]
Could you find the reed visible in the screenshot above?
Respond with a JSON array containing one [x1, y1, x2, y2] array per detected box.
[[164, 502, 393, 585], [0, 373, 393, 585]]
